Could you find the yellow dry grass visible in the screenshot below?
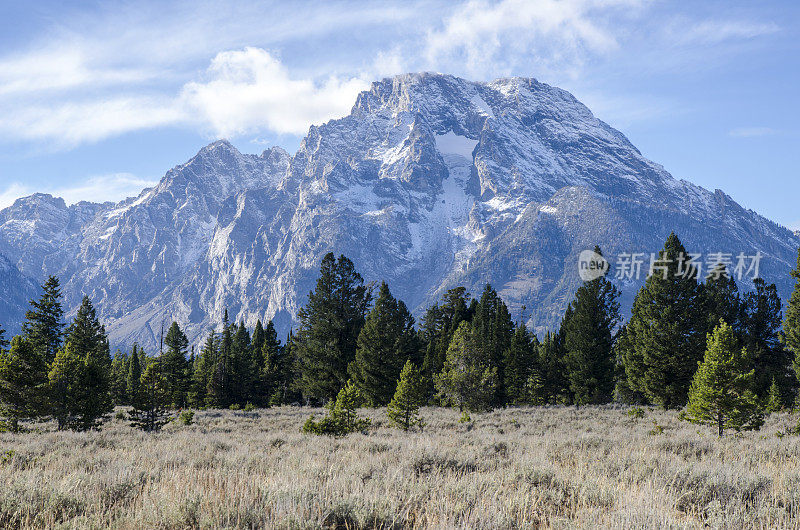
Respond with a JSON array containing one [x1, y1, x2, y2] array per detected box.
[[1, 406, 799, 528]]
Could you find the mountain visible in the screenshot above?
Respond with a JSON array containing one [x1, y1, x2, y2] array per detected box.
[[1, 73, 797, 350], [0, 252, 37, 336]]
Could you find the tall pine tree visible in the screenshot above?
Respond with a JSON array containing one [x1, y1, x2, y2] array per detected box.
[[294, 253, 371, 401], [22, 275, 65, 363], [434, 321, 497, 412], [503, 324, 537, 405], [785, 248, 800, 392], [470, 284, 514, 406], [162, 321, 190, 407], [0, 336, 48, 431], [562, 248, 621, 405], [623, 233, 705, 408], [349, 281, 420, 406]]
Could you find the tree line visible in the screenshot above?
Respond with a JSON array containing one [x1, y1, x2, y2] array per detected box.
[[2, 233, 800, 436]]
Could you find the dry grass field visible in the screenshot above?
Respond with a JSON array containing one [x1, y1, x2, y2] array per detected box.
[[2, 406, 800, 529]]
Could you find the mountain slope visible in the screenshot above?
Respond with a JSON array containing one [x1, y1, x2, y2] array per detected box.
[[0, 73, 797, 348]]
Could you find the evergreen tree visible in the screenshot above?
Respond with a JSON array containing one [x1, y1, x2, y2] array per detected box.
[[434, 321, 497, 412], [702, 264, 744, 338], [110, 349, 129, 405], [612, 325, 647, 404], [61, 296, 113, 430], [189, 330, 216, 408], [207, 311, 234, 408], [22, 275, 65, 363], [349, 281, 420, 406], [623, 233, 705, 408], [536, 309, 572, 405], [744, 278, 792, 403], [162, 321, 190, 407], [683, 320, 763, 436], [231, 321, 253, 405], [0, 336, 48, 431], [294, 253, 372, 401], [260, 321, 285, 405], [785, 248, 800, 389], [302, 380, 371, 436], [562, 248, 621, 405], [420, 287, 473, 400], [470, 284, 514, 405], [503, 324, 537, 405], [766, 377, 783, 413], [0, 326, 8, 351], [387, 360, 426, 431], [129, 360, 173, 432], [48, 342, 83, 430], [126, 344, 143, 404]]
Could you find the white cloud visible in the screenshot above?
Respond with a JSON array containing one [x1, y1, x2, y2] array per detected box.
[[680, 20, 779, 46], [0, 173, 157, 210], [423, 0, 642, 78], [181, 47, 370, 137], [728, 127, 777, 138]]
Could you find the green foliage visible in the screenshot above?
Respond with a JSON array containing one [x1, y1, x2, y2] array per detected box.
[[126, 344, 143, 405], [302, 380, 371, 436], [294, 253, 372, 402], [683, 320, 764, 436], [179, 410, 195, 426], [744, 278, 793, 403], [470, 284, 514, 406], [110, 349, 129, 405], [420, 287, 473, 402], [562, 247, 621, 405], [0, 336, 48, 431], [434, 321, 497, 412], [22, 276, 65, 364], [535, 327, 570, 405], [786, 249, 800, 386], [623, 233, 706, 409], [244, 402, 256, 412], [260, 321, 289, 406], [459, 411, 472, 424], [162, 321, 190, 408], [129, 360, 173, 432], [627, 407, 646, 419], [387, 360, 426, 431], [766, 377, 783, 413], [48, 296, 113, 431], [350, 281, 420, 406], [503, 324, 537, 405]]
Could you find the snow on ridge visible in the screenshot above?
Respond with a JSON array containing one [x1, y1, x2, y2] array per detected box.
[[435, 132, 478, 159]]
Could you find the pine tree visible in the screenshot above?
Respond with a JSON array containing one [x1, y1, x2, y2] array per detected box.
[[61, 296, 113, 430], [207, 311, 234, 408], [0, 336, 48, 431], [420, 287, 473, 400], [162, 321, 190, 408], [387, 360, 426, 431], [294, 253, 371, 401], [0, 326, 8, 351], [22, 275, 65, 363], [126, 344, 143, 403], [48, 342, 83, 430], [744, 278, 792, 402], [434, 321, 497, 412], [537, 312, 572, 405], [349, 281, 420, 406], [766, 377, 783, 413], [562, 248, 621, 405], [129, 360, 173, 432], [785, 248, 800, 389], [503, 324, 537, 405], [623, 233, 705, 408], [189, 330, 216, 408], [702, 264, 744, 338], [612, 325, 647, 404], [302, 380, 371, 436], [470, 284, 514, 405], [683, 320, 763, 436], [231, 321, 253, 405], [260, 320, 285, 405], [110, 349, 129, 405]]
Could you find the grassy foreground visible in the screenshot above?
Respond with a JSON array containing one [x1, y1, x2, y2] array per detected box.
[[1, 406, 800, 529]]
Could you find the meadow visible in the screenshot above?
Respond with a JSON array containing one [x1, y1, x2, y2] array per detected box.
[[2, 406, 799, 529]]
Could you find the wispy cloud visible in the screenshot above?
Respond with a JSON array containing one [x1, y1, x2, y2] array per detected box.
[[728, 127, 777, 138], [0, 173, 157, 210], [679, 20, 780, 46]]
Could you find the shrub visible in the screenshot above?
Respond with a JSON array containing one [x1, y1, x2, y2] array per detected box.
[[244, 402, 256, 412], [302, 380, 371, 436], [179, 410, 195, 426], [229, 403, 241, 411], [627, 407, 646, 419]]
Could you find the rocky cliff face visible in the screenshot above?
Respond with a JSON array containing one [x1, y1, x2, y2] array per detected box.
[[1, 73, 797, 349]]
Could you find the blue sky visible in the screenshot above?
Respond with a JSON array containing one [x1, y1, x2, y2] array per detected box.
[[0, 0, 798, 230]]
